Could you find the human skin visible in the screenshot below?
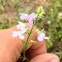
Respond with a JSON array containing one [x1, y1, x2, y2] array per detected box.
[[0, 23, 60, 62]]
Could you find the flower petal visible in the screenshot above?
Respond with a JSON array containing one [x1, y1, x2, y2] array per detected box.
[[28, 19, 33, 24], [21, 28, 26, 34], [17, 22, 26, 29], [29, 13, 37, 19], [44, 37, 49, 39], [19, 34, 24, 39], [20, 13, 28, 20], [41, 28, 44, 32], [12, 31, 18, 37], [38, 35, 43, 41]]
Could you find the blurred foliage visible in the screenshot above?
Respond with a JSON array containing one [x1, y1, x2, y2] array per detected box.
[[11, 0, 19, 7], [0, 0, 5, 11], [42, 0, 62, 48], [41, 0, 62, 61], [0, 0, 62, 61]]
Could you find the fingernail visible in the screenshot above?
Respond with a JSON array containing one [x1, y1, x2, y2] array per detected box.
[[50, 59, 58, 62]]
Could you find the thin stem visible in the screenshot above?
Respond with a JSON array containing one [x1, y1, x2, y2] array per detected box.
[[23, 24, 34, 60], [26, 24, 34, 45]]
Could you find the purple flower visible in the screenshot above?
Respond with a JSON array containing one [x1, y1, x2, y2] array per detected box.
[[21, 28, 26, 34], [29, 13, 37, 19], [42, 15, 44, 17], [43, 10, 45, 12], [17, 22, 27, 34], [27, 15, 33, 24], [20, 13, 37, 24], [12, 31, 25, 39], [19, 33, 24, 39], [20, 13, 28, 20], [41, 28, 44, 32], [12, 22, 27, 39], [17, 21, 26, 29], [38, 29, 49, 41], [27, 13, 37, 24]]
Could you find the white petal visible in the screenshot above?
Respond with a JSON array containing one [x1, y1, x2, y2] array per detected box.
[[19, 35, 24, 39], [17, 22, 26, 29], [12, 34, 17, 37], [17, 25, 21, 29], [39, 33, 45, 38], [44, 37, 49, 39], [21, 28, 26, 34], [12, 31, 18, 37], [18, 21, 22, 24], [12, 31, 21, 37], [12, 31, 17, 33], [17, 31, 21, 34], [38, 36, 43, 41], [37, 33, 45, 41]]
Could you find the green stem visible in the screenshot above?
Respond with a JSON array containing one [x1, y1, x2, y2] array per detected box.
[[23, 24, 34, 60], [26, 24, 34, 45]]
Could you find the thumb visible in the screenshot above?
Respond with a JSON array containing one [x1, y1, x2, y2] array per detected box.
[[0, 24, 37, 62], [29, 53, 60, 62]]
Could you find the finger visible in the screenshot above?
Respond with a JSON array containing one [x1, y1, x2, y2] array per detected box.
[[9, 23, 47, 61], [29, 53, 60, 62], [29, 39, 47, 58], [0, 23, 37, 62], [9, 23, 37, 52]]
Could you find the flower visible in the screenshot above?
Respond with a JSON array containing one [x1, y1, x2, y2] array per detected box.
[[12, 22, 27, 39], [41, 28, 44, 32], [20, 13, 37, 24], [27, 13, 37, 24], [12, 31, 25, 39], [12, 31, 19, 37], [17, 21, 26, 29], [29, 13, 37, 19], [20, 13, 28, 20], [19, 33, 24, 39], [21, 28, 26, 34], [38, 29, 49, 41]]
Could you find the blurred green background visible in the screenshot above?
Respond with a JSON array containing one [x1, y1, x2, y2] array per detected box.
[[0, 0, 62, 61]]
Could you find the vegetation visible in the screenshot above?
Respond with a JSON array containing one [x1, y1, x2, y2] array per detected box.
[[0, 0, 62, 61]]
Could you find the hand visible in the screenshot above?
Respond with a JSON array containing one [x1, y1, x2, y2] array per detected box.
[[0, 23, 60, 62]]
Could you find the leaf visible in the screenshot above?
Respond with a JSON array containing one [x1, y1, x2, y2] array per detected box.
[[36, 29, 41, 34], [30, 40, 37, 44], [22, 40, 25, 44]]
